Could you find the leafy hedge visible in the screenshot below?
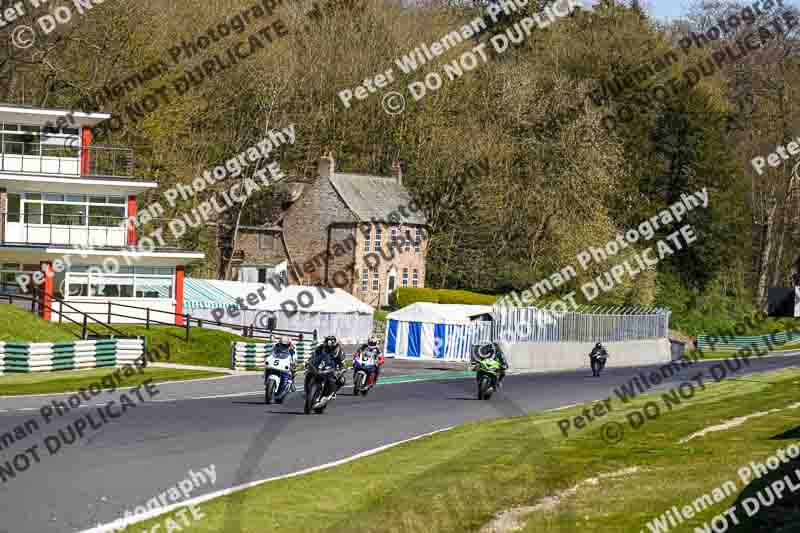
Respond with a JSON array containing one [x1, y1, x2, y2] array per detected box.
[[394, 288, 496, 308]]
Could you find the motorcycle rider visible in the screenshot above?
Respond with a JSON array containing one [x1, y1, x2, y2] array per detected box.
[[270, 336, 296, 397], [471, 342, 508, 387], [306, 335, 346, 399], [589, 342, 608, 377], [354, 336, 385, 383]]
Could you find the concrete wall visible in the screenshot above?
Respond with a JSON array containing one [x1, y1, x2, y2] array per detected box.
[[499, 339, 671, 373]]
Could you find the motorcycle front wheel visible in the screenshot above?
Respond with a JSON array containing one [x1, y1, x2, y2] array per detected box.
[[304, 381, 319, 414], [354, 371, 365, 396], [478, 375, 491, 400], [265, 379, 276, 404]]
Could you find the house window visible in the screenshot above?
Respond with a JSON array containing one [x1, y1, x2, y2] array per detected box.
[[361, 269, 368, 292], [258, 268, 267, 283], [404, 229, 413, 252], [371, 268, 379, 290], [257, 233, 273, 251], [375, 225, 382, 251], [16, 193, 126, 227], [412, 269, 419, 288], [415, 228, 422, 253], [390, 227, 398, 249], [363, 225, 371, 253], [402, 268, 409, 287]]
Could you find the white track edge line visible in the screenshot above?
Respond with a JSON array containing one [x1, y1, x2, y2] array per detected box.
[[80, 426, 455, 533]]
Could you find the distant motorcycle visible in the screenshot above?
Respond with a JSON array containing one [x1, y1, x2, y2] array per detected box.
[[304, 359, 345, 414], [471, 348, 502, 400], [590, 345, 609, 377], [352, 347, 382, 396], [264, 344, 294, 404]]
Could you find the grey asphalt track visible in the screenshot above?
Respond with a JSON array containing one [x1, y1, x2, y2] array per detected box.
[[1, 353, 798, 533]]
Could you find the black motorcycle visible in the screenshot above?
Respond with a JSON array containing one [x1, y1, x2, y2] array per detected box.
[[590, 347, 609, 377], [304, 359, 345, 414]]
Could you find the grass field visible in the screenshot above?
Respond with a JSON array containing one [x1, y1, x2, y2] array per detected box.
[[0, 304, 246, 367], [125, 367, 800, 533], [0, 367, 226, 396]]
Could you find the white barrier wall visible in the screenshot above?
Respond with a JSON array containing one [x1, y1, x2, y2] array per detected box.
[[498, 339, 671, 373]]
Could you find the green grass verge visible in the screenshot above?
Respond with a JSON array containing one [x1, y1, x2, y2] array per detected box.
[[128, 367, 800, 533], [0, 367, 225, 396], [0, 305, 246, 367]]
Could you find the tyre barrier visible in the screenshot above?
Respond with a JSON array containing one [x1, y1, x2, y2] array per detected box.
[[0, 337, 145, 374], [230, 339, 317, 371]]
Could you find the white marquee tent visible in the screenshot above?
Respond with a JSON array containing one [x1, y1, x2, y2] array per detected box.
[[384, 303, 494, 360], [183, 278, 374, 343]]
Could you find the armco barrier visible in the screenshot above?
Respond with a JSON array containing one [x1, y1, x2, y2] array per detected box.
[[498, 339, 671, 373], [696, 330, 800, 353], [0, 337, 145, 374], [230, 338, 317, 371]]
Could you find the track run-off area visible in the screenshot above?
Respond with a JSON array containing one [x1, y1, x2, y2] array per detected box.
[[1, 353, 799, 532]]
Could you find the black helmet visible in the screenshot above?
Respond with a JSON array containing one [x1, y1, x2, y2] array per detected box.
[[324, 336, 338, 348], [595, 342, 602, 348]]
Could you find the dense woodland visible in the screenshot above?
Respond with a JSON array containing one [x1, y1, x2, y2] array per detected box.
[[1, 0, 798, 331]]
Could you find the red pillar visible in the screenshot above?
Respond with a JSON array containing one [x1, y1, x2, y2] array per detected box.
[[80, 129, 92, 175], [41, 262, 53, 321], [127, 196, 137, 245], [175, 265, 185, 326]]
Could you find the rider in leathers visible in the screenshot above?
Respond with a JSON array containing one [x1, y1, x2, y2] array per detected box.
[[589, 342, 608, 376], [306, 336, 346, 398]]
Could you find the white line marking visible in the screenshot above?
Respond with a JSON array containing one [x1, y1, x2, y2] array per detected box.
[[80, 426, 454, 533], [545, 403, 579, 412]]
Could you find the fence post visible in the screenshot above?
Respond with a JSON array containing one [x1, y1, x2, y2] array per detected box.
[[81, 313, 87, 340], [108, 302, 112, 324], [185, 314, 190, 342], [146, 308, 150, 329]]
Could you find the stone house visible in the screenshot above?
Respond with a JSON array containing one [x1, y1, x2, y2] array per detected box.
[[220, 153, 428, 307]]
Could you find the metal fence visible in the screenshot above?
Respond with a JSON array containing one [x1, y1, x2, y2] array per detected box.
[[493, 305, 670, 343]]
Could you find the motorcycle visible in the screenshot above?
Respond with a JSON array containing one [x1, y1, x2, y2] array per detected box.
[[352, 348, 381, 396], [304, 358, 346, 414], [590, 347, 609, 377], [471, 349, 502, 400], [264, 345, 295, 404]]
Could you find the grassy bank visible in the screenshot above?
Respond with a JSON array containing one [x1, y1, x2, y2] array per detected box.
[[127, 367, 800, 533], [0, 367, 226, 396]]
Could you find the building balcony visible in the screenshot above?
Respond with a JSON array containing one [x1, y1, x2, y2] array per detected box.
[[0, 142, 135, 178], [0, 213, 185, 250]]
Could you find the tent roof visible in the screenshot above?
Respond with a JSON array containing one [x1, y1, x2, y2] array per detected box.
[[183, 278, 373, 314], [386, 302, 494, 324]]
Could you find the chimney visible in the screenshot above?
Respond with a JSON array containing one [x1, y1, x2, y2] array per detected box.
[[318, 152, 335, 178], [391, 160, 403, 186]]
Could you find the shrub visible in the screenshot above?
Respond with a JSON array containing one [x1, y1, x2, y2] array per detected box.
[[394, 288, 496, 308]]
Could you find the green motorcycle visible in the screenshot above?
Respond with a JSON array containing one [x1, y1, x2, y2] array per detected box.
[[471, 352, 502, 400]]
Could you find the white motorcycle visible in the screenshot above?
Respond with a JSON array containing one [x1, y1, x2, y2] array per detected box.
[[352, 347, 381, 396], [264, 345, 294, 404]]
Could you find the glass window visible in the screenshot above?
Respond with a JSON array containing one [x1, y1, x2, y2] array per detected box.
[[65, 195, 85, 203], [89, 205, 125, 226], [108, 196, 126, 205], [363, 225, 371, 253], [89, 196, 106, 204], [44, 203, 86, 225], [412, 269, 419, 288], [390, 227, 398, 248], [402, 268, 409, 287], [6, 194, 20, 223], [137, 267, 155, 275], [44, 193, 64, 202], [62, 127, 79, 136], [375, 226, 382, 250], [361, 270, 368, 292], [257, 233, 273, 251], [25, 193, 41, 201], [371, 268, 379, 290], [68, 274, 89, 297], [415, 228, 422, 253], [20, 125, 40, 134], [24, 202, 42, 224]]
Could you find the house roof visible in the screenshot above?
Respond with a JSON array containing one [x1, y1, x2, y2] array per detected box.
[[328, 173, 427, 225]]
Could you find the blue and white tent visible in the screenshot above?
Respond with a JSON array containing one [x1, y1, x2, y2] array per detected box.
[[384, 303, 494, 360]]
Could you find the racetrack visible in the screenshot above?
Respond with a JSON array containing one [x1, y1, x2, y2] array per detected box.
[[1, 353, 798, 533]]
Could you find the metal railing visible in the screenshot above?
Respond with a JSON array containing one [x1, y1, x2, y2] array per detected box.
[[1, 212, 185, 249], [493, 305, 671, 343], [0, 142, 134, 178]]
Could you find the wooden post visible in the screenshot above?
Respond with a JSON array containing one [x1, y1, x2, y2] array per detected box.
[[81, 313, 87, 340], [108, 302, 112, 324], [185, 314, 190, 342], [146, 308, 150, 329]]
